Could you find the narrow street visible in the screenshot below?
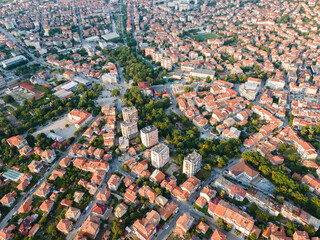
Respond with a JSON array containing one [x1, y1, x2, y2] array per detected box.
[[74, 0, 84, 43]]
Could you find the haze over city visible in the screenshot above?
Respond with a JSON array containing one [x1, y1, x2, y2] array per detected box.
[[0, 0, 320, 239]]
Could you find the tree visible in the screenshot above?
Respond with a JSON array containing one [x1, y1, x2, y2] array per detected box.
[[248, 234, 258, 240], [112, 89, 120, 96], [216, 156, 226, 168], [112, 220, 125, 236], [203, 164, 212, 171], [135, 135, 141, 144], [224, 223, 232, 232], [184, 86, 193, 93], [302, 225, 315, 237], [115, 148, 121, 156], [217, 218, 224, 228], [256, 210, 269, 222], [26, 134, 36, 147], [154, 187, 162, 195], [47, 224, 57, 237], [121, 164, 129, 172], [200, 217, 207, 223], [3, 95, 15, 104]]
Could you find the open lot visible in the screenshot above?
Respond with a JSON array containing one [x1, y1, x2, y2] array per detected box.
[[4, 88, 34, 104], [32, 113, 77, 139], [165, 162, 180, 176]]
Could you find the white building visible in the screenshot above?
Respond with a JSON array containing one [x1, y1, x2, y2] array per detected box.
[[151, 143, 170, 168], [183, 151, 202, 177], [265, 78, 285, 90], [102, 73, 118, 84], [140, 125, 158, 148], [239, 78, 261, 100], [1, 55, 27, 68]]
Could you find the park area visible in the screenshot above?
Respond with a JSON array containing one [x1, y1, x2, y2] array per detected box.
[[194, 33, 218, 41]]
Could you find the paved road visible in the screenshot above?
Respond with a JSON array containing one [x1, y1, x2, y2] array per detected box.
[[74, 0, 84, 43], [0, 27, 38, 62]]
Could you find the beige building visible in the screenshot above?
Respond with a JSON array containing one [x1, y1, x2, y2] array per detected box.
[[122, 107, 138, 122], [151, 143, 170, 168], [121, 120, 138, 139], [140, 125, 158, 148], [183, 151, 202, 177]]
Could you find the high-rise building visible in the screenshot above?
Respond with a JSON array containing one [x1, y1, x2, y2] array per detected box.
[[121, 120, 138, 139], [183, 151, 202, 177], [151, 143, 170, 168], [140, 125, 158, 148], [122, 107, 138, 122]]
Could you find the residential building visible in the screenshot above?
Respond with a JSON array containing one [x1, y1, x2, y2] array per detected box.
[[121, 120, 138, 139], [7, 135, 28, 149], [40, 149, 56, 163], [133, 215, 157, 240], [229, 161, 259, 183], [281, 201, 320, 231], [246, 188, 282, 216], [140, 125, 159, 148], [151, 143, 170, 168], [122, 107, 138, 122], [211, 229, 226, 240], [56, 219, 73, 235], [107, 174, 121, 191], [65, 207, 81, 221], [0, 192, 17, 207], [174, 212, 195, 238], [68, 109, 93, 128], [183, 151, 202, 177], [293, 231, 310, 240], [91, 203, 110, 219], [160, 201, 178, 221], [114, 203, 128, 218], [211, 200, 258, 237], [79, 215, 100, 239]]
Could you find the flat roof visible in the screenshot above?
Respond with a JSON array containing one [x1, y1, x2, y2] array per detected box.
[[102, 32, 120, 41], [3, 169, 23, 182]]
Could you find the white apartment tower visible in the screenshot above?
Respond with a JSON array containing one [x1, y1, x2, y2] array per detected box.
[[151, 143, 170, 168], [140, 125, 158, 148], [183, 151, 202, 177]]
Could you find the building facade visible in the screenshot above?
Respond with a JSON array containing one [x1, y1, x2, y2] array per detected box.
[[121, 120, 138, 139], [183, 151, 202, 177], [141, 125, 158, 148], [122, 107, 138, 122], [151, 143, 169, 168]]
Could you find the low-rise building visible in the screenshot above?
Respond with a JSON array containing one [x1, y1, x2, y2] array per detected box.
[[174, 212, 194, 238]]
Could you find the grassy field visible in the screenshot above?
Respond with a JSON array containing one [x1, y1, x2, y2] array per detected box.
[[194, 33, 218, 41]]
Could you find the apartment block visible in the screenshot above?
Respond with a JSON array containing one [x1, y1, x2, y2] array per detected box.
[[140, 125, 158, 148], [151, 143, 170, 168], [183, 151, 202, 177]]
